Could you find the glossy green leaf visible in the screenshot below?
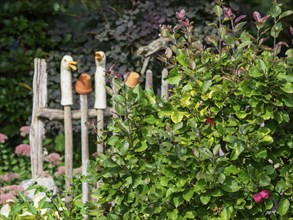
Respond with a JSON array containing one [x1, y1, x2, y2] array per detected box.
[[221, 176, 241, 192], [281, 83, 293, 93], [135, 141, 148, 152], [173, 196, 184, 208], [259, 135, 274, 145], [276, 198, 290, 216], [183, 188, 194, 201], [213, 5, 223, 17], [278, 10, 293, 20], [249, 66, 262, 77], [176, 53, 189, 67], [200, 194, 211, 205]]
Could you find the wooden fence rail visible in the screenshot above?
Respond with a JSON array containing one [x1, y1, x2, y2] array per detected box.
[[29, 51, 168, 203]]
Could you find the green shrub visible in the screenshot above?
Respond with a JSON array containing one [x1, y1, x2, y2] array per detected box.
[[89, 1, 292, 219]]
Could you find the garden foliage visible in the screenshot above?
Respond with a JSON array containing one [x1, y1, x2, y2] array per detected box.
[[89, 1, 293, 219], [0, 0, 292, 219]]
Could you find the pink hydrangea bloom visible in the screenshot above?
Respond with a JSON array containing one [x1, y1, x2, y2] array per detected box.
[[253, 193, 263, 203], [45, 152, 61, 165], [0, 133, 8, 143], [0, 184, 24, 204], [15, 144, 30, 156], [0, 193, 15, 205], [20, 126, 30, 137], [1, 185, 24, 194], [0, 173, 20, 182], [55, 166, 65, 176]]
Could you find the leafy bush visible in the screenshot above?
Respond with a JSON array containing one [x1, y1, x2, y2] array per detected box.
[[89, 1, 292, 219]]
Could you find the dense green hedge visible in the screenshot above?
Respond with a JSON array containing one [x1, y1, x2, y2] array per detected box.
[[89, 1, 293, 218]]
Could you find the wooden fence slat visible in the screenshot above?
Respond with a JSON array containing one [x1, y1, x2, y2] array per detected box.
[[64, 106, 73, 197], [36, 107, 112, 120], [30, 58, 47, 178], [80, 95, 89, 203], [97, 109, 104, 154], [161, 68, 169, 100], [145, 69, 153, 90]]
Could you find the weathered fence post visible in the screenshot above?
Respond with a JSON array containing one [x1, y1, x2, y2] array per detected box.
[[161, 68, 169, 100], [145, 69, 153, 90], [75, 73, 92, 204], [60, 55, 77, 197], [94, 52, 107, 154], [30, 58, 47, 179]]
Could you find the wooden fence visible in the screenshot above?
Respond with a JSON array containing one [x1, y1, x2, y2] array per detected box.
[[29, 51, 169, 203]]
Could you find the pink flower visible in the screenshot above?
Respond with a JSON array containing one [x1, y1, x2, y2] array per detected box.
[[20, 126, 30, 137], [0, 173, 20, 182], [0, 184, 24, 204], [223, 7, 234, 19], [259, 189, 270, 199], [179, 18, 190, 27], [253, 11, 270, 24], [45, 152, 61, 165], [253, 193, 263, 203], [0, 193, 15, 205], [15, 144, 30, 157], [55, 166, 65, 176], [0, 133, 8, 143], [176, 9, 186, 20], [290, 26, 293, 36], [1, 185, 24, 194]]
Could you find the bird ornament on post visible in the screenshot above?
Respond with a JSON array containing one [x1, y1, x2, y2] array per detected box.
[[94, 51, 106, 154], [60, 55, 77, 200]]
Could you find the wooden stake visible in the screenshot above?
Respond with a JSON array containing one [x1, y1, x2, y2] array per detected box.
[[145, 69, 153, 90], [64, 105, 73, 198], [161, 68, 169, 100], [97, 109, 104, 154], [60, 55, 76, 200], [80, 95, 89, 203], [140, 56, 150, 76], [112, 78, 119, 118], [30, 58, 47, 178], [94, 51, 106, 153]]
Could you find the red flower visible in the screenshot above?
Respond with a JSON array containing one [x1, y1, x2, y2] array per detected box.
[[206, 117, 215, 126], [259, 190, 270, 199], [253, 193, 263, 203]]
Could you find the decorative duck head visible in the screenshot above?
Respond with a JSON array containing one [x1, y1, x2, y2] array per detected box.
[[94, 51, 107, 109], [95, 51, 106, 67], [61, 55, 77, 71], [60, 55, 77, 106]]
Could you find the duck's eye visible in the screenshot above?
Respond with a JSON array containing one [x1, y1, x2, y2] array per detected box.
[[64, 59, 67, 62]]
